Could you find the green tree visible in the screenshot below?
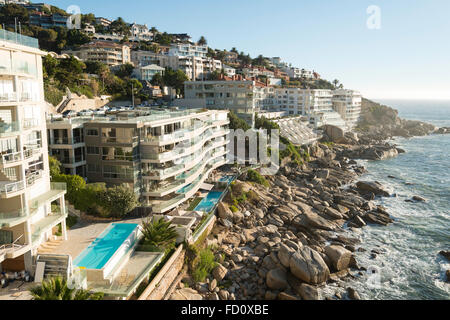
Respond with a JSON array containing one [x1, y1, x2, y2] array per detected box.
[[53, 174, 86, 203], [141, 218, 178, 249], [109, 17, 131, 36], [48, 156, 61, 179], [332, 79, 340, 89], [0, 4, 29, 26], [114, 63, 135, 78], [162, 68, 189, 94], [198, 36, 207, 45], [151, 73, 164, 87], [66, 29, 91, 47], [228, 111, 250, 131], [99, 184, 138, 218], [30, 277, 103, 300]]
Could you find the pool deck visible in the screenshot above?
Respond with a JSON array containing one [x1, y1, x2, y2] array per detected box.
[[38, 218, 145, 261]]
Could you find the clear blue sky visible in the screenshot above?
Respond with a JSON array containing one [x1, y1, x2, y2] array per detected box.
[[47, 0, 450, 100]]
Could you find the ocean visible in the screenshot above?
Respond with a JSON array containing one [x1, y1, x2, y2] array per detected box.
[[327, 99, 450, 300]]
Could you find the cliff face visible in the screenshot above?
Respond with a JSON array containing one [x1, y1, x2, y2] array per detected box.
[[356, 98, 436, 140]]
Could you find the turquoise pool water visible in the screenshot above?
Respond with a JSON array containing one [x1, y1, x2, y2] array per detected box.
[[194, 191, 223, 213], [73, 223, 138, 270], [219, 175, 236, 184]]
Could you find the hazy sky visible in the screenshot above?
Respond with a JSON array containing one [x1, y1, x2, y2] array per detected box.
[[47, 0, 450, 100]]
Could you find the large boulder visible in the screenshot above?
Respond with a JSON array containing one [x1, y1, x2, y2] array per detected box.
[[324, 245, 353, 271], [170, 288, 203, 300], [212, 264, 228, 282], [266, 268, 288, 290], [218, 202, 233, 220], [278, 243, 296, 268], [289, 246, 330, 284], [298, 283, 320, 300], [356, 181, 390, 197], [292, 209, 336, 231]]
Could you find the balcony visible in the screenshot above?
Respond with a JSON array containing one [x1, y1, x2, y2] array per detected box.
[[0, 208, 27, 228], [0, 29, 39, 49], [0, 150, 22, 165], [0, 180, 25, 198], [0, 92, 17, 102], [0, 122, 20, 138], [31, 209, 67, 245]]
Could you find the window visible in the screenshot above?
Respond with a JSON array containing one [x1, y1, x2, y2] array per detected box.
[[87, 129, 98, 136], [87, 146, 100, 155], [87, 164, 100, 173]]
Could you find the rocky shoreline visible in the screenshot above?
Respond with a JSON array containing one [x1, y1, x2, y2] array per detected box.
[[170, 118, 449, 300]]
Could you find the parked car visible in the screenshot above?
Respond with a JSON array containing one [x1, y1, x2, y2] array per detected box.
[[62, 110, 77, 117], [77, 109, 94, 117]]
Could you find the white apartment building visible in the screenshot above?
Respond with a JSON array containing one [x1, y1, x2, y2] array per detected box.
[[263, 88, 346, 129], [63, 41, 131, 67], [223, 65, 236, 77], [0, 31, 67, 273], [332, 89, 362, 129], [283, 67, 316, 80], [46, 109, 229, 214], [180, 80, 267, 123], [168, 43, 208, 58], [46, 119, 86, 177]]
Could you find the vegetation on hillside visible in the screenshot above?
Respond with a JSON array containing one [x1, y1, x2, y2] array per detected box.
[[49, 156, 138, 218]]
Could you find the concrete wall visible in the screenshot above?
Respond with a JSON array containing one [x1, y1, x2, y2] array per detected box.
[[138, 245, 185, 300]]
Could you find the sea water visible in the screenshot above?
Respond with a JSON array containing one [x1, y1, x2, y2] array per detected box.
[[338, 100, 450, 299]]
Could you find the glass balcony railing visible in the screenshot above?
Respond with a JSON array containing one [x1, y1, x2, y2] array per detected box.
[[26, 170, 44, 187], [0, 29, 39, 49], [143, 163, 184, 179], [0, 208, 27, 227], [0, 151, 22, 165], [0, 92, 17, 102], [0, 180, 25, 196], [0, 122, 20, 138], [152, 194, 185, 213]]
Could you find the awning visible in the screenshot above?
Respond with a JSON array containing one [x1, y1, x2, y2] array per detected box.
[[199, 183, 214, 191]]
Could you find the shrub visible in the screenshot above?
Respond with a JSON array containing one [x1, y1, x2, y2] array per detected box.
[[246, 169, 269, 187], [230, 205, 238, 213], [98, 184, 138, 218], [192, 247, 218, 283], [30, 277, 103, 300], [52, 174, 86, 204]]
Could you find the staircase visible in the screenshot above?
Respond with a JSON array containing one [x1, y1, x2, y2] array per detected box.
[[35, 254, 73, 279]]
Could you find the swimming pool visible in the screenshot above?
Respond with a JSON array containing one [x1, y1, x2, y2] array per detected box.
[[219, 175, 236, 184], [194, 191, 223, 213], [74, 223, 139, 270]]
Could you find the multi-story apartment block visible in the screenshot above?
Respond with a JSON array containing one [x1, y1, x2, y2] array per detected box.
[[29, 12, 68, 28], [266, 88, 346, 128], [0, 31, 67, 273], [181, 79, 267, 123], [46, 109, 229, 214], [47, 119, 86, 176], [223, 65, 236, 77], [168, 43, 208, 58], [332, 89, 362, 129], [63, 41, 131, 67], [95, 17, 112, 27]]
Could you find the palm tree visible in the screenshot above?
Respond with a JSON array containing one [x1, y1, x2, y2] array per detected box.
[[30, 277, 103, 300], [141, 218, 177, 248], [332, 79, 340, 89], [198, 36, 207, 46]]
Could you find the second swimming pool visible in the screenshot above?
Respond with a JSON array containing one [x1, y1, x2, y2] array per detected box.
[[194, 191, 223, 213]]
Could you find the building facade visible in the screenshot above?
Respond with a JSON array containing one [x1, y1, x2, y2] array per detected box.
[[332, 89, 362, 129], [46, 108, 229, 214], [0, 31, 67, 273], [63, 41, 131, 67]]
